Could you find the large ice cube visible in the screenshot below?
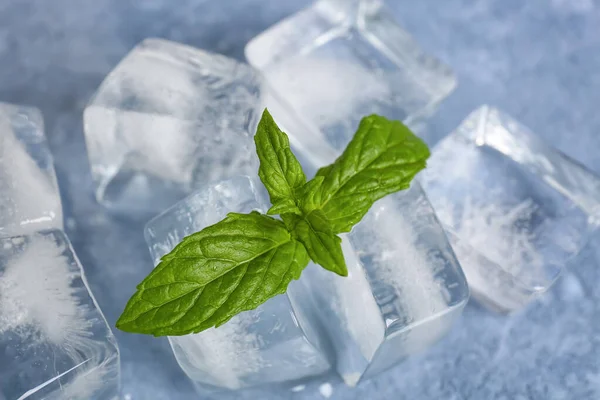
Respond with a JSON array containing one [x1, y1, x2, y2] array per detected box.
[[302, 183, 469, 386], [0, 103, 62, 237], [245, 0, 456, 157], [84, 38, 263, 213], [144, 176, 332, 391], [420, 106, 600, 312], [0, 230, 120, 399]]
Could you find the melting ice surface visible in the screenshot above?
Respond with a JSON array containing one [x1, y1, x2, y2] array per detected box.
[[0, 230, 119, 399], [0, 103, 62, 237], [420, 105, 600, 312], [84, 38, 263, 213], [144, 176, 331, 391]]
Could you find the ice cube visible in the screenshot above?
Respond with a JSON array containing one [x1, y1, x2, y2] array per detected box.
[[302, 183, 469, 386], [420, 106, 600, 312], [247, 6, 466, 382], [84, 38, 264, 213], [0, 103, 62, 237], [144, 176, 331, 391], [0, 230, 120, 399], [245, 0, 456, 158]]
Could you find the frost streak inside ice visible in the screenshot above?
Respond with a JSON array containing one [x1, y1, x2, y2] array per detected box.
[[0, 236, 93, 354], [438, 196, 545, 286], [356, 198, 448, 326], [420, 125, 554, 290], [0, 114, 60, 236], [170, 311, 265, 390], [55, 356, 118, 400], [325, 240, 385, 362]]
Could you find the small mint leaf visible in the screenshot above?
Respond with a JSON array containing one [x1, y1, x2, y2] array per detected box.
[[304, 115, 430, 233], [295, 176, 324, 213], [116, 212, 309, 336], [255, 109, 306, 212], [287, 209, 347, 277], [267, 199, 302, 216]]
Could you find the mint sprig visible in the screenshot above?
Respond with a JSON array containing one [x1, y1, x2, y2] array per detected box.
[[286, 210, 347, 276], [117, 110, 430, 336]]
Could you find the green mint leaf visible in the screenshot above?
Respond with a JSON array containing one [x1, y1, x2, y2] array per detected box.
[[255, 109, 306, 215], [303, 114, 430, 233], [287, 209, 347, 277], [266, 199, 300, 216], [202, 238, 309, 330], [116, 211, 309, 336], [295, 176, 324, 213]]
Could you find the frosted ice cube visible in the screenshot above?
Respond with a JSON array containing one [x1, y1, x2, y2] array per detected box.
[[302, 183, 469, 386], [245, 0, 456, 158], [0, 230, 120, 399], [0, 103, 62, 237], [144, 176, 331, 391], [420, 106, 600, 312], [84, 38, 264, 213]]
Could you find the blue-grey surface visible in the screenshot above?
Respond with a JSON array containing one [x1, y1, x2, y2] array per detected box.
[[1, 0, 599, 399]]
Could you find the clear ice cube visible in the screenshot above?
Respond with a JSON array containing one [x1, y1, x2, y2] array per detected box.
[[245, 0, 456, 157], [0, 230, 120, 399], [84, 38, 263, 213], [302, 183, 469, 386], [0, 103, 63, 237], [144, 176, 331, 391], [420, 106, 600, 312], [246, 2, 466, 384]]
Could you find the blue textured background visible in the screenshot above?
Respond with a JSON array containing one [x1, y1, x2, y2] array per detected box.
[[1, 0, 599, 398]]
